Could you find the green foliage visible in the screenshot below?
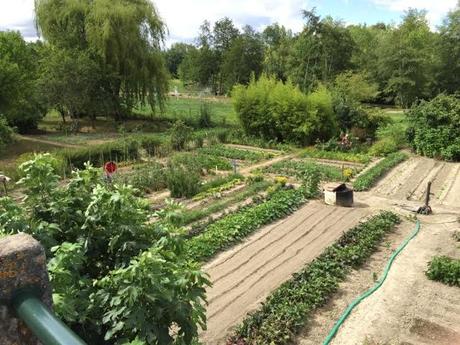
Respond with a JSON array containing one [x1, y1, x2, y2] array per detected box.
[[92, 237, 209, 344], [2, 154, 208, 344], [0, 31, 44, 132], [229, 212, 400, 344], [185, 188, 306, 262], [369, 138, 398, 156], [353, 152, 408, 191], [301, 147, 371, 164], [38, 48, 109, 121], [438, 4, 460, 94], [221, 26, 264, 92], [165, 43, 195, 78], [197, 144, 273, 162], [57, 139, 140, 170], [264, 159, 345, 182], [170, 120, 193, 151], [370, 120, 407, 157], [287, 10, 355, 91], [116, 162, 167, 194], [198, 102, 212, 128], [378, 9, 437, 107], [0, 115, 14, 153], [193, 176, 243, 201], [233, 75, 338, 145], [35, 0, 168, 118], [166, 164, 201, 199], [170, 152, 232, 173], [179, 181, 270, 228], [333, 71, 379, 104], [426, 256, 460, 287], [406, 94, 460, 161]]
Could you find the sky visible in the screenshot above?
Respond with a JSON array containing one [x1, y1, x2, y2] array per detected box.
[[0, 0, 458, 45]]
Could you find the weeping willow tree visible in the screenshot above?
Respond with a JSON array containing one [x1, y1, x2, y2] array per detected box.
[[35, 0, 168, 119]]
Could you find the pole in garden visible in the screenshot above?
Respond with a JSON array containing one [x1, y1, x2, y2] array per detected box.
[[0, 174, 11, 196], [104, 161, 118, 184]]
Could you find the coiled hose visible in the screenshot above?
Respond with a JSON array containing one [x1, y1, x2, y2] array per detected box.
[[323, 220, 421, 345]]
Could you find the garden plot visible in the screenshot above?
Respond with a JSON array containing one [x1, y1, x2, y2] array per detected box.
[[371, 156, 460, 207], [199, 155, 460, 345], [200, 201, 370, 344], [320, 215, 460, 345]]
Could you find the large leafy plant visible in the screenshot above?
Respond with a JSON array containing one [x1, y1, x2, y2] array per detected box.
[[0, 154, 208, 345], [407, 94, 460, 161]]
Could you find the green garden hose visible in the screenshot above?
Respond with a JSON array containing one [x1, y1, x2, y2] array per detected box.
[[322, 219, 421, 345]]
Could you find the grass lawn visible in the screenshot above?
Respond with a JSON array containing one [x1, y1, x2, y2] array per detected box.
[[134, 96, 238, 126]]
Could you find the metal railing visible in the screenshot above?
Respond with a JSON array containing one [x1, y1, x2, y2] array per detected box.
[[12, 290, 87, 345]]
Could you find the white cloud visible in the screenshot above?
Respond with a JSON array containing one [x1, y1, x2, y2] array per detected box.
[[0, 0, 37, 39], [372, 0, 457, 27], [154, 0, 307, 44], [0, 0, 457, 43]]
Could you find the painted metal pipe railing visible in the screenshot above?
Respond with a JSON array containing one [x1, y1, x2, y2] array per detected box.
[[12, 290, 87, 345]]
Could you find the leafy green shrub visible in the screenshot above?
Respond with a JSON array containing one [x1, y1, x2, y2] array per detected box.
[[166, 164, 201, 198], [407, 94, 460, 161], [229, 212, 400, 345], [426, 256, 460, 287], [134, 135, 164, 156], [185, 188, 307, 262], [369, 138, 398, 156], [0, 114, 14, 152], [170, 120, 192, 150], [233, 75, 338, 145], [0, 154, 208, 344], [376, 121, 407, 147], [354, 152, 408, 191], [370, 121, 408, 156], [116, 162, 167, 194]]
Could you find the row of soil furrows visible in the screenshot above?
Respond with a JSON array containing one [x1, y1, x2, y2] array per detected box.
[[200, 201, 369, 344], [372, 156, 460, 207]]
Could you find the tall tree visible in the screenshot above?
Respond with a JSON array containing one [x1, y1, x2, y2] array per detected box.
[[262, 24, 293, 81], [0, 31, 44, 132], [221, 25, 264, 92], [164, 43, 195, 78], [34, 0, 169, 119], [437, 1, 460, 94], [287, 9, 355, 92], [377, 9, 437, 106]]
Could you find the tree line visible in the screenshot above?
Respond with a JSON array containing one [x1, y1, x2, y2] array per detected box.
[[0, 1, 459, 135], [167, 5, 460, 105]]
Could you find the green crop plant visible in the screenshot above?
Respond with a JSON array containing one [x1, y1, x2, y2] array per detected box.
[[353, 152, 408, 191], [198, 144, 273, 162], [426, 256, 460, 287], [184, 188, 307, 262]]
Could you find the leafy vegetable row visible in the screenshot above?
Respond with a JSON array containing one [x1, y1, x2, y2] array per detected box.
[[228, 211, 401, 345], [185, 188, 306, 262], [198, 144, 274, 162], [263, 159, 345, 181], [300, 147, 371, 164], [353, 152, 408, 191], [193, 177, 244, 201]]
